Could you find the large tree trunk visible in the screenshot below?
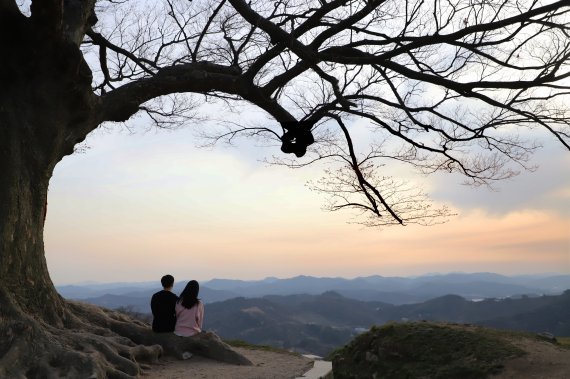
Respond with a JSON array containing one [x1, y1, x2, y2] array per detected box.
[[0, 118, 64, 326], [0, 10, 252, 378], [0, 5, 94, 330]]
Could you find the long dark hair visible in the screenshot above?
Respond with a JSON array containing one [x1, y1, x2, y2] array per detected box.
[[178, 280, 200, 309]]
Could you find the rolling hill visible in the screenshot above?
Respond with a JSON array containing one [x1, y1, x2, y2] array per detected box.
[[60, 274, 570, 356]]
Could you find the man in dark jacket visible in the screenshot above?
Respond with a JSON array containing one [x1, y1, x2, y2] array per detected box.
[[150, 274, 178, 332]]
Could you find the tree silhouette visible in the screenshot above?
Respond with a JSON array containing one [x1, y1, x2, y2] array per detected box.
[[0, 0, 568, 376]]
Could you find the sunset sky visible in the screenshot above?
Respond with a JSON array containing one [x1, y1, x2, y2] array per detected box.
[[44, 114, 570, 285]]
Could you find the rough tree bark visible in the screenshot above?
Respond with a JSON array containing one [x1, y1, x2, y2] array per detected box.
[[0, 3, 251, 377]]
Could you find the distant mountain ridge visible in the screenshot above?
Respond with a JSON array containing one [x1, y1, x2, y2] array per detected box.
[[66, 282, 570, 356], [480, 290, 570, 335], [57, 272, 570, 308], [206, 290, 570, 355], [199, 291, 397, 355]]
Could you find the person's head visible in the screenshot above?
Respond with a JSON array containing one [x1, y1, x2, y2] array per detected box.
[[179, 280, 200, 309], [161, 274, 174, 290]]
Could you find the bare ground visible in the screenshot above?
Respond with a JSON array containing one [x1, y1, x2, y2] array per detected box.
[[492, 337, 570, 379], [143, 333, 570, 379], [143, 347, 314, 379]]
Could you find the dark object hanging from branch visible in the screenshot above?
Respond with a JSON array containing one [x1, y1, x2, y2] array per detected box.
[[280, 120, 315, 157]]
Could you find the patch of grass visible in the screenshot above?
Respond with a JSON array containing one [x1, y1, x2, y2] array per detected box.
[[557, 337, 570, 349], [330, 322, 526, 379], [113, 306, 152, 324], [224, 339, 300, 356]]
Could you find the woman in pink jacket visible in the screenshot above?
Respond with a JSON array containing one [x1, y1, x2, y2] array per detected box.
[[174, 280, 204, 337]]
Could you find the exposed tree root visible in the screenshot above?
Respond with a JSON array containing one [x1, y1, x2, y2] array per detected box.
[[67, 301, 253, 365], [0, 291, 251, 378]]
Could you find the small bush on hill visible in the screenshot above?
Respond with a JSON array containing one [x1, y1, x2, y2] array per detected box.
[[330, 322, 525, 379]]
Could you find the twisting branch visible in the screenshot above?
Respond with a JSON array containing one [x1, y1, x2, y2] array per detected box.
[[78, 0, 570, 226], [330, 114, 403, 223], [193, 0, 227, 61], [228, 0, 356, 109], [87, 28, 157, 76]]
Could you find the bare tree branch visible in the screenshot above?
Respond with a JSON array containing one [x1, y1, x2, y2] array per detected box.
[[75, 0, 570, 226]]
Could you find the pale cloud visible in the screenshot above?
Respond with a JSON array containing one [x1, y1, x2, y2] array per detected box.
[[45, 122, 570, 284], [430, 143, 570, 216]]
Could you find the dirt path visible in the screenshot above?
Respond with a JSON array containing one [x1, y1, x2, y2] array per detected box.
[[143, 335, 570, 378], [142, 347, 314, 379], [493, 338, 570, 379]]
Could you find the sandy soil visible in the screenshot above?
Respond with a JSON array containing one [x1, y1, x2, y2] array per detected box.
[[493, 338, 570, 379], [142, 347, 314, 379]]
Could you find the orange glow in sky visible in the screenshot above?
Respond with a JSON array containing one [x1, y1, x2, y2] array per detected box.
[[44, 126, 570, 284]]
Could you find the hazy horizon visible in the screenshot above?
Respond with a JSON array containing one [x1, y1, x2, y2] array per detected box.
[[53, 270, 569, 286]]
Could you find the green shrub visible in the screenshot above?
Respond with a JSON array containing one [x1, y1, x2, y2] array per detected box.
[[331, 322, 525, 379]]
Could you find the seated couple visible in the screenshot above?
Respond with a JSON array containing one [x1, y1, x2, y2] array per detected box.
[[150, 275, 204, 336]]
